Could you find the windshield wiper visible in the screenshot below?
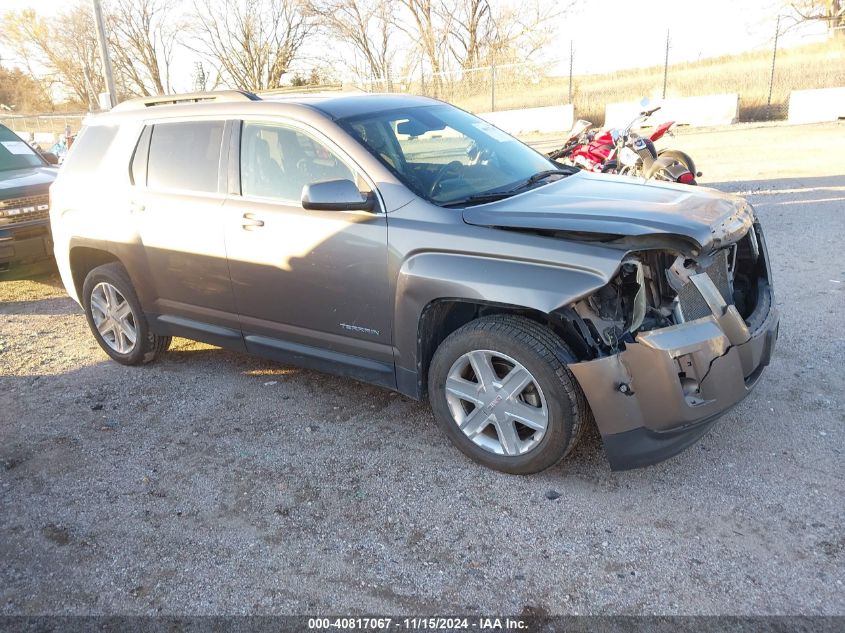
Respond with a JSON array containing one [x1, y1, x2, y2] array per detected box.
[[440, 191, 517, 208], [440, 167, 577, 208], [506, 167, 577, 193]]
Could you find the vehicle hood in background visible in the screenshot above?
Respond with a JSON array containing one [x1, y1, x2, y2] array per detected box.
[[0, 166, 58, 200], [462, 171, 753, 253]]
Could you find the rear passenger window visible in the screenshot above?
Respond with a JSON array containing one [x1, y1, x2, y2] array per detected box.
[[61, 125, 118, 178], [147, 121, 224, 193]]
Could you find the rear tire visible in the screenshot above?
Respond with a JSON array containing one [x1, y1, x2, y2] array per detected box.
[[82, 262, 171, 366], [658, 149, 698, 182], [427, 315, 588, 474]]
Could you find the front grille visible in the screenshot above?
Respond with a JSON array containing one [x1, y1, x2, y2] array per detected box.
[[0, 194, 49, 226], [677, 280, 711, 321], [705, 249, 732, 304], [0, 194, 49, 210], [678, 249, 732, 321]]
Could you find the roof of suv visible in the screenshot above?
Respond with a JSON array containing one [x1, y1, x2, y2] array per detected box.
[[105, 90, 441, 123]]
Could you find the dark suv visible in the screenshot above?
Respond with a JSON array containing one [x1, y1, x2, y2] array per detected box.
[[0, 124, 58, 274], [51, 91, 778, 473]]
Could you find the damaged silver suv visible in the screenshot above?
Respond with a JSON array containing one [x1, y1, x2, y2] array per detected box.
[[50, 91, 778, 473]]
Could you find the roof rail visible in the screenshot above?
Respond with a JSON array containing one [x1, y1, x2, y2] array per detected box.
[[111, 90, 261, 112]]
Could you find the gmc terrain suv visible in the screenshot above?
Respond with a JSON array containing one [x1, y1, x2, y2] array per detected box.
[[50, 91, 778, 473], [0, 124, 58, 274]]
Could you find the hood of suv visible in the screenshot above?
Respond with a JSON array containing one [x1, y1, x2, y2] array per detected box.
[[462, 171, 753, 253], [0, 166, 58, 200]]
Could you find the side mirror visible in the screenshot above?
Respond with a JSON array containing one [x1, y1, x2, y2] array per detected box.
[[301, 179, 375, 212], [42, 151, 59, 165]]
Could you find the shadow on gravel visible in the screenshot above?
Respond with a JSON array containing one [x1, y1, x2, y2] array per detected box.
[[0, 296, 80, 316], [0, 258, 60, 283]]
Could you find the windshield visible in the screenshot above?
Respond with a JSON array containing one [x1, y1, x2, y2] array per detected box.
[[0, 126, 44, 172], [337, 104, 557, 206]]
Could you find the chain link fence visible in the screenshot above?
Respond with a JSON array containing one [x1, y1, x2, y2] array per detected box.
[[362, 61, 565, 114], [358, 31, 845, 125], [0, 113, 87, 143]]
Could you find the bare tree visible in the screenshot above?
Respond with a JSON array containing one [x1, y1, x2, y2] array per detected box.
[[395, 0, 568, 95], [449, 0, 569, 69], [448, 0, 493, 70], [789, 1, 844, 38], [189, 0, 314, 91], [106, 0, 181, 96], [397, 0, 451, 93], [0, 66, 52, 112], [2, 6, 104, 109], [310, 0, 397, 86]]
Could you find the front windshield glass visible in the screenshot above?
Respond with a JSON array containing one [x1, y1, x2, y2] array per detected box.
[[337, 104, 557, 206], [0, 126, 44, 172]]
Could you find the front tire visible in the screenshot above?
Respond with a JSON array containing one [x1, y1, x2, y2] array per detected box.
[[82, 262, 170, 365], [428, 315, 588, 474]]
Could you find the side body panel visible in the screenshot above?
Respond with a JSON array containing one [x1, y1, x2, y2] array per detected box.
[[222, 116, 395, 386], [385, 198, 626, 396]]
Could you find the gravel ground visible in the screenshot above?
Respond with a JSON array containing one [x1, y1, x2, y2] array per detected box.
[[0, 122, 843, 616]]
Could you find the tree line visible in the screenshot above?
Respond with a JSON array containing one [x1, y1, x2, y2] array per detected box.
[[0, 0, 567, 112]]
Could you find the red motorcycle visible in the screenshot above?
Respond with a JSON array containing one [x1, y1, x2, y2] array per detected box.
[[550, 104, 700, 185]]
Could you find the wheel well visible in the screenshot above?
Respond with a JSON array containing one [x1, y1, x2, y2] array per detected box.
[[69, 247, 120, 299], [416, 299, 595, 398]]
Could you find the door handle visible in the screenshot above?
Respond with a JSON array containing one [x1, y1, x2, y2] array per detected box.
[[241, 213, 264, 229]]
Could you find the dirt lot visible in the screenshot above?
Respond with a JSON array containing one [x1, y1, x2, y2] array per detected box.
[[1, 122, 843, 616]]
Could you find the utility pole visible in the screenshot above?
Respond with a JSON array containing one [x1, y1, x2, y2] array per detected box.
[[91, 0, 116, 109], [568, 40, 574, 104], [662, 29, 670, 100], [766, 15, 781, 118]]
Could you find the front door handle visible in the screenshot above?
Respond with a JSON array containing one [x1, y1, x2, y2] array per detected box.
[[241, 213, 264, 229]]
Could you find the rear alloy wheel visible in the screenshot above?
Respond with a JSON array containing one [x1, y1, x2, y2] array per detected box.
[[428, 315, 589, 474], [82, 262, 171, 365], [90, 282, 137, 355]]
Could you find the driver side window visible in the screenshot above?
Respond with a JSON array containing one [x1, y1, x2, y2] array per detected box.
[[240, 121, 355, 202]]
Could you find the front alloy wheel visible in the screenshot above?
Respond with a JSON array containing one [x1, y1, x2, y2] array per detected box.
[[445, 350, 549, 457], [428, 315, 589, 474]]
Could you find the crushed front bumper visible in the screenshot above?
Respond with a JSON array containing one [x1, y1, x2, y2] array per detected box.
[[569, 280, 778, 470]]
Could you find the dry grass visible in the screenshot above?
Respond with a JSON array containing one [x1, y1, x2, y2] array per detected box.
[[448, 39, 845, 122]]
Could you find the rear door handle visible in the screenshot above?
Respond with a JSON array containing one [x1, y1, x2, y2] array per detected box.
[[241, 213, 264, 229]]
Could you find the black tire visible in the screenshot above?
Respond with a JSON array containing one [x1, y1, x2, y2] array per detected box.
[[82, 262, 171, 365], [601, 160, 618, 174], [427, 315, 589, 474], [658, 149, 698, 180]]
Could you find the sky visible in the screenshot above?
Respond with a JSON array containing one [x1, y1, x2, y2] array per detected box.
[[0, 0, 831, 93]]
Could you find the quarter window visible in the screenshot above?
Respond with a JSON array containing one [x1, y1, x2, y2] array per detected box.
[[60, 125, 118, 178], [147, 121, 224, 193], [240, 121, 355, 201]]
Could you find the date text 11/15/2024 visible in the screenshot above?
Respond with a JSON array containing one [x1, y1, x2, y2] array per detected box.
[[307, 617, 529, 630]]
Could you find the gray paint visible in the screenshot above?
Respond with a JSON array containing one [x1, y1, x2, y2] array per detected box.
[[50, 92, 779, 470], [463, 170, 754, 253]]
